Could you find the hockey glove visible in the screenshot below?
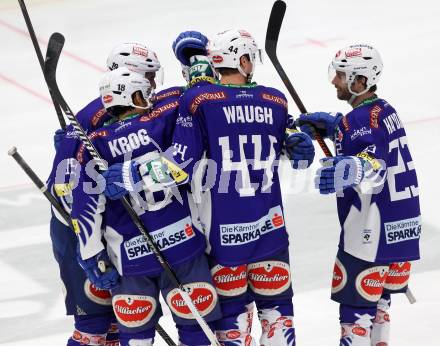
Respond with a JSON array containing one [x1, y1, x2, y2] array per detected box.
[[172, 30, 209, 66], [77, 248, 119, 290], [99, 161, 142, 200], [296, 112, 343, 140], [187, 55, 217, 87], [315, 156, 368, 194], [285, 129, 315, 169], [53, 128, 66, 151]]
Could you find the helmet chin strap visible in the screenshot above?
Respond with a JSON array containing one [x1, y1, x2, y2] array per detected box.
[[238, 59, 255, 83], [347, 82, 369, 106]]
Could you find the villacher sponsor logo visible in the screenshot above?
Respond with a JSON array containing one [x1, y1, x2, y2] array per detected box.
[[211, 265, 248, 296], [355, 266, 388, 302], [112, 294, 156, 328], [220, 206, 284, 246], [384, 262, 411, 291], [248, 261, 291, 296]]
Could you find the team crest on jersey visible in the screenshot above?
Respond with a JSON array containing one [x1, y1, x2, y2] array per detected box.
[[211, 264, 248, 296], [155, 89, 182, 102], [76, 130, 108, 164], [190, 91, 227, 114], [355, 266, 388, 302], [247, 261, 291, 296], [140, 100, 179, 122], [91, 108, 107, 127], [370, 105, 381, 128], [331, 258, 347, 294], [112, 294, 157, 327], [384, 262, 411, 291], [166, 282, 217, 319], [261, 93, 288, 109], [84, 279, 112, 305]]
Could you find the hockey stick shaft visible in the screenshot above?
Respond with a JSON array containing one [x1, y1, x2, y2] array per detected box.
[[18, 0, 66, 130], [265, 0, 333, 157], [44, 33, 218, 346], [7, 146, 176, 346], [8, 146, 72, 226]]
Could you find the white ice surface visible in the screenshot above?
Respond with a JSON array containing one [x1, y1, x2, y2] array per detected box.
[[0, 0, 439, 344]]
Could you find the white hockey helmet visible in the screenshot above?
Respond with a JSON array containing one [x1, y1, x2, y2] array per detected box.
[[107, 43, 163, 85], [208, 29, 263, 79], [329, 44, 383, 96], [99, 67, 153, 110]]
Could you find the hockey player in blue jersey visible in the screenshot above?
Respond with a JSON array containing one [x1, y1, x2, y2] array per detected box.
[[72, 67, 221, 346], [48, 42, 162, 346], [121, 29, 314, 346], [297, 44, 421, 346]]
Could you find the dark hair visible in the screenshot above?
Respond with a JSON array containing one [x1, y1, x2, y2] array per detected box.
[[356, 75, 377, 93], [216, 54, 251, 77], [106, 105, 134, 117], [106, 91, 143, 117]]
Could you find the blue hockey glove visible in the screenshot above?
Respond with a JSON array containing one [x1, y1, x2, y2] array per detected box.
[[285, 130, 315, 169], [53, 128, 66, 151], [100, 161, 142, 200], [77, 248, 119, 290], [187, 55, 217, 86], [296, 112, 343, 140], [172, 31, 209, 66], [315, 156, 368, 194]]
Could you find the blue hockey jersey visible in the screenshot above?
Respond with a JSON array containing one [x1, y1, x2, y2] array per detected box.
[[172, 82, 291, 267], [71, 97, 206, 276], [334, 98, 421, 263]]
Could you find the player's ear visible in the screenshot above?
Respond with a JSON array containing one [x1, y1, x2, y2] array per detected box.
[[132, 91, 145, 108]]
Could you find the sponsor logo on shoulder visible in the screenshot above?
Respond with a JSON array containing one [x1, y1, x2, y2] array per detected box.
[[140, 100, 179, 122], [124, 217, 195, 260], [370, 105, 381, 128], [261, 93, 288, 109], [385, 216, 421, 244], [155, 89, 182, 101], [92, 108, 107, 127], [220, 206, 284, 246], [190, 91, 227, 114]]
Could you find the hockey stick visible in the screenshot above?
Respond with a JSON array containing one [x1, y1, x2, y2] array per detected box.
[[8, 146, 72, 226], [265, 0, 333, 157], [18, 0, 66, 130], [7, 146, 176, 346], [44, 32, 219, 346]]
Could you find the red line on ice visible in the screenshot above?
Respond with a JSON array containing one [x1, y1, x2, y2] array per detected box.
[[0, 73, 51, 104], [0, 18, 105, 72]]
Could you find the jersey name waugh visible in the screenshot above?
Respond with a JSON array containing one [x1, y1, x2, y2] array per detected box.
[[223, 105, 273, 124]]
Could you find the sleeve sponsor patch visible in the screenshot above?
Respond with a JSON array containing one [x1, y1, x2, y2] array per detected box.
[[190, 91, 227, 114], [261, 93, 288, 109], [370, 105, 381, 128], [91, 108, 107, 127], [140, 100, 179, 122], [155, 89, 182, 102]]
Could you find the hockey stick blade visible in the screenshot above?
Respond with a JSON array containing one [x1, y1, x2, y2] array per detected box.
[[265, 0, 286, 58], [18, 0, 66, 129], [44, 32, 65, 107], [265, 0, 333, 157]]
